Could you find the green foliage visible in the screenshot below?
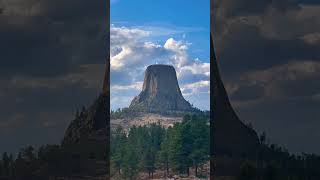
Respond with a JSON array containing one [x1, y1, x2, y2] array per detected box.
[[122, 144, 139, 180], [237, 161, 257, 180], [110, 107, 208, 119], [110, 108, 132, 119], [263, 162, 280, 180], [1, 152, 14, 177], [0, 142, 107, 179], [110, 126, 127, 176], [110, 114, 210, 178], [232, 131, 320, 180]]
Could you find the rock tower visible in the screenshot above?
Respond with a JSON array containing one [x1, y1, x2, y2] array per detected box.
[[129, 64, 194, 113]]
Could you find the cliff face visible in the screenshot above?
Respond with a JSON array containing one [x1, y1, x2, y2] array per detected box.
[[62, 63, 109, 146], [129, 64, 194, 113], [211, 34, 260, 159], [62, 94, 108, 145]]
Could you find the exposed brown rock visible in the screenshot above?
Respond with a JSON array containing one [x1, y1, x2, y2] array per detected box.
[[111, 112, 183, 131], [129, 64, 195, 113]]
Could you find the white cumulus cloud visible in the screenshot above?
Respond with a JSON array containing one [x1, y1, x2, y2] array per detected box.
[[110, 26, 210, 110]]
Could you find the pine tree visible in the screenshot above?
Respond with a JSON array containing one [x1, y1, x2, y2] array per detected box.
[[122, 144, 139, 180], [238, 161, 257, 180], [14, 152, 25, 178], [144, 147, 156, 178], [8, 154, 14, 177], [157, 130, 170, 177], [0, 157, 3, 177], [2, 152, 9, 176], [180, 121, 193, 176], [111, 126, 127, 175], [22, 146, 35, 162], [189, 115, 209, 177], [168, 123, 183, 173], [263, 162, 280, 180]]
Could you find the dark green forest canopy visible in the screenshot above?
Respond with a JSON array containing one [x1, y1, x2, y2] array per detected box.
[[110, 114, 210, 179]]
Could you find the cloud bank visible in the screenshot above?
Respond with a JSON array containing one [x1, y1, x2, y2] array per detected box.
[[0, 0, 108, 153], [110, 25, 210, 110], [212, 0, 320, 153]]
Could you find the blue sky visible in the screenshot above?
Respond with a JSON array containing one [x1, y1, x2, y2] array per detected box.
[[111, 0, 210, 61], [110, 0, 210, 110]]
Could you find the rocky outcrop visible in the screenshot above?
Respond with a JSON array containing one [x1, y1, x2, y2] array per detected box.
[[62, 94, 108, 145], [58, 60, 110, 179], [211, 34, 260, 159], [62, 62, 109, 145], [129, 64, 195, 113]]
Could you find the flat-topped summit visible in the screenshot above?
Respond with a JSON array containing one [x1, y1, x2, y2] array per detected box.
[[129, 64, 195, 113]]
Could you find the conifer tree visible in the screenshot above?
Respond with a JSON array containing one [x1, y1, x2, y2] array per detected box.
[[122, 144, 139, 180], [157, 130, 170, 177], [111, 126, 127, 175], [2, 152, 9, 176], [144, 147, 156, 178]]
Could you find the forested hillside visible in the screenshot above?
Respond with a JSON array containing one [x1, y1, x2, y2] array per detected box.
[[110, 114, 210, 179]]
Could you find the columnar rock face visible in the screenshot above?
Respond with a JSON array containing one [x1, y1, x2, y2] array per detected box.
[[129, 64, 194, 112]]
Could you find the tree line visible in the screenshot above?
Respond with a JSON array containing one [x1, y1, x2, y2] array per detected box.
[[0, 144, 107, 180], [235, 131, 320, 180], [110, 114, 210, 179], [0, 145, 73, 179], [110, 108, 208, 119]]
